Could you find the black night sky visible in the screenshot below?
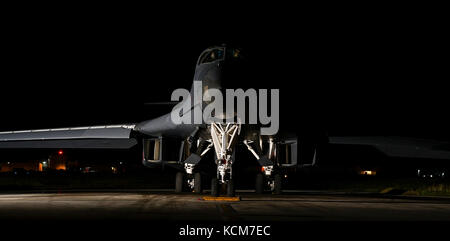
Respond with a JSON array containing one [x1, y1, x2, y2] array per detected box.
[[1, 14, 449, 140]]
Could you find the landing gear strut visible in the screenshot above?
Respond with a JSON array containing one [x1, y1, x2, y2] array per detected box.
[[210, 123, 240, 197], [177, 137, 212, 194]]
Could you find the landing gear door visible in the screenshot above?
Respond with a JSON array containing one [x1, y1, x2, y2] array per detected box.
[[298, 138, 318, 167], [279, 138, 298, 167], [142, 137, 183, 167], [143, 137, 162, 165]]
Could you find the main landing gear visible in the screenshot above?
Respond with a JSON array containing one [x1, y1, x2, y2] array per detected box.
[[255, 166, 282, 195], [175, 122, 283, 196], [175, 171, 203, 193]]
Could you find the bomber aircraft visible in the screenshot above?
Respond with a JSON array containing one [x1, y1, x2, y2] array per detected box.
[[1, 45, 449, 196]]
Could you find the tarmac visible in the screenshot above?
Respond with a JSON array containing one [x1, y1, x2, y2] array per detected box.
[[1, 190, 450, 221]]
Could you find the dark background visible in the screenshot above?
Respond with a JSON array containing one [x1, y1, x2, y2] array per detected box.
[[1, 12, 448, 140]]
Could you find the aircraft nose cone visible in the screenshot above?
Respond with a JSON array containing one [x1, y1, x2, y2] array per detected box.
[[204, 68, 223, 90]]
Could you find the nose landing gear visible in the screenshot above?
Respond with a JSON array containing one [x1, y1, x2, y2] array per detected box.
[[210, 123, 240, 197]]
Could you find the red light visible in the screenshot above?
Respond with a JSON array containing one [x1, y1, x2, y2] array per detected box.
[[58, 150, 63, 155]]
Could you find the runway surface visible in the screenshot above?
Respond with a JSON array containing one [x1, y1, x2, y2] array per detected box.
[[1, 191, 450, 221]]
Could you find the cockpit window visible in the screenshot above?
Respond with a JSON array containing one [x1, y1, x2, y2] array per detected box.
[[228, 48, 244, 62], [232, 49, 240, 58], [198, 48, 225, 65]]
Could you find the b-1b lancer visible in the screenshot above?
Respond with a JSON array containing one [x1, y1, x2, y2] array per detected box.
[[0, 45, 312, 196], [1, 46, 449, 196]]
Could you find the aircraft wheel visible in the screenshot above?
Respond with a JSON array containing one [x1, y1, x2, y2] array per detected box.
[[175, 172, 185, 193], [273, 173, 282, 195], [255, 173, 264, 194], [227, 179, 235, 197], [211, 178, 219, 196], [194, 172, 202, 193]]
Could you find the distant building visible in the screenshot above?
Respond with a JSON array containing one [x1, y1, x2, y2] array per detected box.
[[0, 160, 42, 172], [0, 152, 67, 173]]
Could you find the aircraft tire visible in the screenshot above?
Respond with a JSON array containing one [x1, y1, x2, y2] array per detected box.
[[255, 173, 264, 194], [273, 173, 282, 195], [175, 172, 184, 193], [211, 178, 219, 196], [227, 179, 235, 197], [194, 172, 202, 193]]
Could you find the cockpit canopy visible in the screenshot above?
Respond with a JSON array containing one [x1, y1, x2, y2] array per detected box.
[[197, 46, 242, 65]]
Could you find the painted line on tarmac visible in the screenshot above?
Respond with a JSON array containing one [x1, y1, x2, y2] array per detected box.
[[202, 196, 241, 201]]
